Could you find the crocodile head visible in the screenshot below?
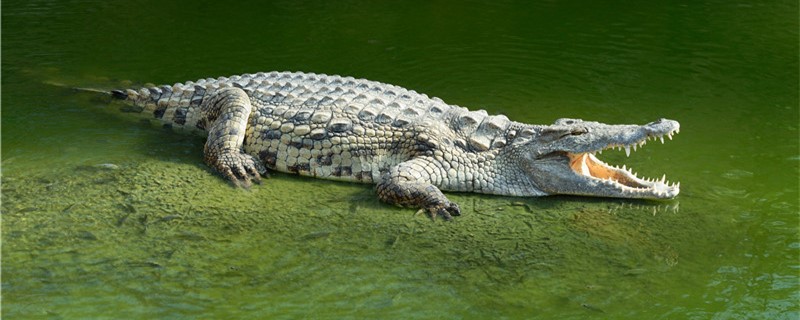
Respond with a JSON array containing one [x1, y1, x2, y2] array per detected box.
[[517, 118, 680, 199]]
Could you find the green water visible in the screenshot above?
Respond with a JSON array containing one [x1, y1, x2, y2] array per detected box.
[[2, 0, 797, 318]]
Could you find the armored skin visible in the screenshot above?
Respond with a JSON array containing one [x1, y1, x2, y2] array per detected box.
[[112, 71, 680, 219]]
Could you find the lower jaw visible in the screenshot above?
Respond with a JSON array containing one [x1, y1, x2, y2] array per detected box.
[[566, 152, 678, 198]]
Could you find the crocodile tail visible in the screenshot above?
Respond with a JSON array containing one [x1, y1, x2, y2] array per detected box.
[[111, 89, 128, 99], [43, 80, 114, 96], [110, 87, 158, 108]]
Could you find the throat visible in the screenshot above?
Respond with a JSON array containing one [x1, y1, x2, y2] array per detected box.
[[568, 152, 649, 188]]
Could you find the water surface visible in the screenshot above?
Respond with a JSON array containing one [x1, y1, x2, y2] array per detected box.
[[2, 0, 798, 319]]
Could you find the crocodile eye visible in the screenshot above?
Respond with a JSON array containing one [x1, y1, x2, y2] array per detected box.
[[554, 118, 581, 126], [571, 127, 588, 135]]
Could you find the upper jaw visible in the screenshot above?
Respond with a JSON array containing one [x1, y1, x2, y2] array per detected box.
[[567, 118, 680, 155]]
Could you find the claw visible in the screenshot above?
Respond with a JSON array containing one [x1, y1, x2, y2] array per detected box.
[[247, 166, 263, 184], [435, 208, 453, 221], [426, 201, 461, 221], [211, 150, 269, 188], [447, 202, 461, 216]]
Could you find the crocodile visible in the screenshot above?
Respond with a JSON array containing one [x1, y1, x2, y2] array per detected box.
[[109, 71, 680, 220]]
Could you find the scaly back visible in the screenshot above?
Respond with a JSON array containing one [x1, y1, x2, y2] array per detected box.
[[114, 71, 515, 152]]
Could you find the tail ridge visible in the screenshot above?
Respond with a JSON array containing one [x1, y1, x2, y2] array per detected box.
[[44, 80, 117, 97], [111, 89, 128, 99]]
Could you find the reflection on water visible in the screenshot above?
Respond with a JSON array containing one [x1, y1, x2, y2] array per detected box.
[[2, 0, 798, 319]]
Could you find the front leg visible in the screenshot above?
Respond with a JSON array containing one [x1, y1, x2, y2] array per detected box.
[[200, 87, 267, 187], [376, 157, 461, 220]]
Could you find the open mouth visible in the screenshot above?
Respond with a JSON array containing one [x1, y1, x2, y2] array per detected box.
[[566, 129, 680, 198]]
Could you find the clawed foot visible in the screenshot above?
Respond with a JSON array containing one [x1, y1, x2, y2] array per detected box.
[[211, 151, 268, 188], [421, 201, 461, 221]]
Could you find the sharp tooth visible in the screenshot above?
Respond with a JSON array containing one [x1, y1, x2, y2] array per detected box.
[[676, 128, 680, 134], [668, 132, 673, 140], [660, 136, 665, 144], [633, 144, 637, 152], [624, 146, 631, 157], [661, 174, 666, 183], [598, 149, 603, 154], [580, 154, 590, 176], [622, 164, 627, 171]]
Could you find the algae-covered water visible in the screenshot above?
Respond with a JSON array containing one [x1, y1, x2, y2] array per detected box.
[[2, 0, 798, 319]]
